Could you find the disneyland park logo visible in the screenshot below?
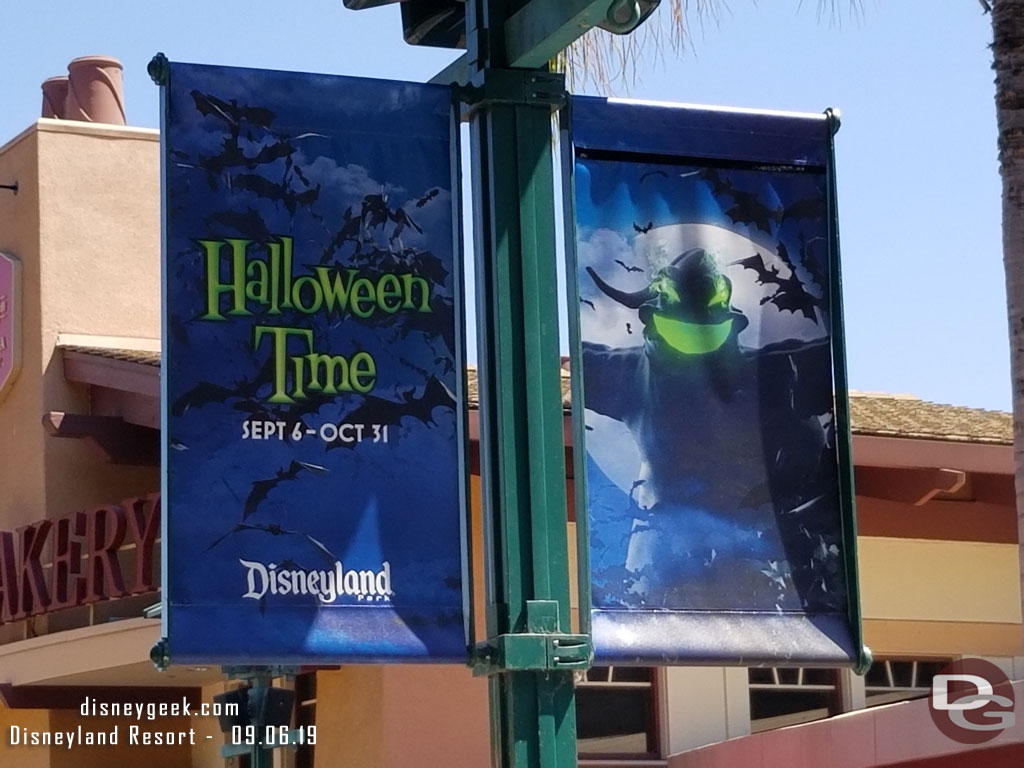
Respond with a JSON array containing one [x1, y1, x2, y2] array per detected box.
[[928, 658, 1017, 744], [239, 559, 393, 604]]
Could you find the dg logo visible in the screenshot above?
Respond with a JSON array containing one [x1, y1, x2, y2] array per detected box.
[[929, 658, 1017, 744]]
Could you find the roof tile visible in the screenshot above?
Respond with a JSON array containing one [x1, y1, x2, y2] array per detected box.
[[60, 347, 1011, 445]]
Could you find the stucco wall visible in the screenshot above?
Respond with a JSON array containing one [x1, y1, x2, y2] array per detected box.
[[0, 127, 45, 529], [47, 709, 193, 768], [314, 665, 489, 768], [0, 120, 161, 529], [379, 665, 490, 767], [35, 121, 161, 515], [316, 666, 385, 768], [189, 682, 229, 768], [859, 536, 1022, 656], [0, 705, 51, 768]]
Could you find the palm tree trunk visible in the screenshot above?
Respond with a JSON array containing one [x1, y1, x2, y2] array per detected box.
[[992, 0, 1024, 655]]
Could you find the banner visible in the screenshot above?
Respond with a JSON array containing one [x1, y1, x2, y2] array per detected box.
[[161, 63, 467, 663], [568, 97, 864, 666]]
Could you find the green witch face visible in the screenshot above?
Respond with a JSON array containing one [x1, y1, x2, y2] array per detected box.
[[586, 247, 748, 356]]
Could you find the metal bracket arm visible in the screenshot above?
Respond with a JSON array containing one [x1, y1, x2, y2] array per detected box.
[[473, 633, 592, 675], [454, 69, 566, 120]]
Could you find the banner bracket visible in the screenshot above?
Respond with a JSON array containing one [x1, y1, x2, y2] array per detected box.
[[147, 52, 169, 86], [149, 637, 170, 671], [454, 69, 565, 120], [472, 633, 593, 675]]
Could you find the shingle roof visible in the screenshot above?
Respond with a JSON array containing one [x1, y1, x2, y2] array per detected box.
[[60, 345, 160, 367], [465, 370, 1011, 445], [464, 366, 572, 409], [60, 347, 1011, 445], [847, 391, 1011, 445]]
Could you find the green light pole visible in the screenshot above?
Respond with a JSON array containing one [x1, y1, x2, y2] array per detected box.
[[340, 2, 662, 765], [462, 16, 582, 766], [457, 3, 659, 767]]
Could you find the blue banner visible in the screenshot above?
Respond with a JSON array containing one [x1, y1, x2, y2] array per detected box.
[[569, 97, 862, 666], [161, 63, 467, 663]]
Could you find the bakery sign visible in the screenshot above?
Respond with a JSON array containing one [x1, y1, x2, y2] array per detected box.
[[0, 494, 161, 623], [0, 252, 21, 401]]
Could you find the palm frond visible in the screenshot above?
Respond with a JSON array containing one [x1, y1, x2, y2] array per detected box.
[[557, 0, 863, 94]]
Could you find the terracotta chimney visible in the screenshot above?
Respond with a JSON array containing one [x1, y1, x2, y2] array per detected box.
[[64, 56, 126, 125], [41, 76, 69, 119]]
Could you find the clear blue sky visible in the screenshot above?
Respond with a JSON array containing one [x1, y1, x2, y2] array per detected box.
[[2, 1, 1007, 411]]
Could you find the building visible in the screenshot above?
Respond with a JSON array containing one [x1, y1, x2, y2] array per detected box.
[[0, 58, 1020, 768]]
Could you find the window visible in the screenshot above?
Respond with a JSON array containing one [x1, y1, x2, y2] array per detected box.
[[576, 666, 658, 759], [748, 667, 840, 732], [864, 659, 948, 708]]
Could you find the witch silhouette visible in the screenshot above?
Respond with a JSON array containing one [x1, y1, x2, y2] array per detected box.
[[582, 247, 844, 611]]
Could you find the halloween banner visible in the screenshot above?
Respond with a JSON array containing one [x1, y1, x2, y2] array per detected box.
[[160, 62, 467, 663], [568, 98, 863, 666]]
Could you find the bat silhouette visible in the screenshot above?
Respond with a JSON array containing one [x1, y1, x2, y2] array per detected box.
[[614, 259, 644, 273], [359, 376, 453, 426], [724, 190, 783, 235], [326, 377, 455, 451], [206, 521, 336, 564], [232, 173, 321, 215], [292, 162, 313, 189], [640, 170, 668, 183], [396, 296, 457, 357], [781, 196, 827, 224], [389, 206, 422, 241], [321, 206, 364, 263], [338, 206, 362, 237], [399, 356, 431, 379], [244, 460, 328, 519], [173, 356, 278, 415], [797, 235, 828, 294], [173, 380, 251, 416], [206, 208, 271, 239], [697, 169, 784, 234], [407, 250, 449, 286], [361, 192, 390, 229], [416, 188, 440, 207], [770, 242, 824, 321], [730, 253, 780, 286], [198, 139, 298, 176], [195, 139, 249, 178], [249, 139, 297, 166], [743, 243, 823, 323], [231, 399, 286, 420], [697, 168, 735, 199], [633, 221, 654, 234], [190, 90, 275, 130]]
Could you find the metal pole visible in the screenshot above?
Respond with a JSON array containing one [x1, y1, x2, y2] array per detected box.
[[464, 2, 586, 767], [248, 671, 275, 768]]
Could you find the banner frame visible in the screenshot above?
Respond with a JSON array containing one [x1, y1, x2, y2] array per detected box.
[[564, 96, 868, 669], [156, 60, 471, 665]]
